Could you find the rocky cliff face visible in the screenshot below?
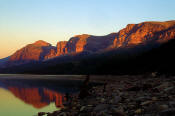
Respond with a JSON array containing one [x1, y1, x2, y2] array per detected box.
[[8, 20, 175, 65], [44, 41, 68, 59], [113, 21, 175, 47], [9, 40, 54, 65], [66, 33, 115, 53], [56, 41, 68, 55]]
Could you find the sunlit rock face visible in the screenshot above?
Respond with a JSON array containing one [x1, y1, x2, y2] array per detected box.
[[61, 20, 175, 53], [66, 34, 90, 53], [9, 40, 54, 64], [33, 40, 51, 47], [113, 21, 175, 47], [8, 87, 65, 109], [66, 34, 115, 53], [56, 41, 68, 56], [44, 41, 68, 59], [7, 20, 175, 65]]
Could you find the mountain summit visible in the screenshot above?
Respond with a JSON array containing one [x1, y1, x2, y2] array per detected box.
[[8, 40, 54, 65], [33, 40, 51, 46]]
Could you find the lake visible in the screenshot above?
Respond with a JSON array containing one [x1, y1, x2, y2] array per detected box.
[[0, 74, 89, 116]]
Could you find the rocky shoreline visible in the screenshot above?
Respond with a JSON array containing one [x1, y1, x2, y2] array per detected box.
[[38, 75, 175, 116]]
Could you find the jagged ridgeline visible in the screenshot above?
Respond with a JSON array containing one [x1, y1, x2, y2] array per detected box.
[[1, 20, 175, 74]]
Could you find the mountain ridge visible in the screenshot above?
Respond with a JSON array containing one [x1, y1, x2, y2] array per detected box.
[[1, 20, 175, 70]]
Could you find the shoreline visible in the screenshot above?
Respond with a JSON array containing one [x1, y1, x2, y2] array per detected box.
[[38, 75, 175, 116]]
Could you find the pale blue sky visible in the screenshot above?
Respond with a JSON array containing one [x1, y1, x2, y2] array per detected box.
[[0, 0, 175, 58]]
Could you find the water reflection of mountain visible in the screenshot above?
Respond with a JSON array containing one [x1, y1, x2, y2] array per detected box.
[[0, 78, 81, 109], [8, 87, 65, 108]]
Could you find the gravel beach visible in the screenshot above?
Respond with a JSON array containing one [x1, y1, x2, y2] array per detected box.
[[38, 75, 175, 116]]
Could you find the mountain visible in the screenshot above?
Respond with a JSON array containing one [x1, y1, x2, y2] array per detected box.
[[8, 40, 55, 66], [1, 20, 175, 74], [44, 41, 68, 59], [6, 38, 175, 75], [0, 57, 10, 68]]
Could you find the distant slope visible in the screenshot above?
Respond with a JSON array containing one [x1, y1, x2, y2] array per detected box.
[[0, 57, 9, 68]]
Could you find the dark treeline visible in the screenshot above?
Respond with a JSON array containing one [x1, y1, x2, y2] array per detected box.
[[1, 39, 175, 75]]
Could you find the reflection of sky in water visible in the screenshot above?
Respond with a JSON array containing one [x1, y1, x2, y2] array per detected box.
[[0, 88, 59, 116]]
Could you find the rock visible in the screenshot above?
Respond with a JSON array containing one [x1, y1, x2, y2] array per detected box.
[[93, 104, 109, 112], [127, 86, 141, 91], [56, 41, 68, 55], [142, 84, 153, 91], [159, 108, 175, 116], [113, 96, 121, 104], [37, 75, 175, 116], [125, 99, 130, 102], [58, 112, 67, 116], [155, 82, 170, 90], [113, 21, 175, 47], [157, 105, 169, 112], [136, 96, 150, 101], [50, 111, 62, 116], [111, 108, 126, 116], [38, 112, 46, 116], [141, 101, 153, 106], [135, 109, 142, 114], [128, 104, 135, 109], [87, 105, 93, 107], [85, 98, 98, 105], [47, 112, 52, 116], [72, 107, 76, 110], [151, 72, 158, 77], [163, 86, 174, 92], [169, 101, 175, 108], [80, 106, 86, 112], [152, 97, 158, 101], [100, 98, 105, 103]]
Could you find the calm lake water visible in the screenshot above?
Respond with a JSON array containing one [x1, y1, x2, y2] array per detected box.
[[0, 74, 87, 116]]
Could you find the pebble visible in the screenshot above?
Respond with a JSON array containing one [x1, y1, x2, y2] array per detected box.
[[152, 97, 157, 101], [113, 96, 121, 104], [141, 100, 153, 106], [38, 75, 175, 116], [80, 106, 86, 112], [58, 112, 67, 116], [100, 98, 105, 103], [111, 108, 126, 116], [159, 108, 175, 116], [38, 112, 46, 116], [93, 104, 109, 112], [158, 105, 169, 111], [135, 109, 142, 114]]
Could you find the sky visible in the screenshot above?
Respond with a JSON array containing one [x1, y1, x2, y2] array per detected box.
[[0, 0, 175, 59]]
